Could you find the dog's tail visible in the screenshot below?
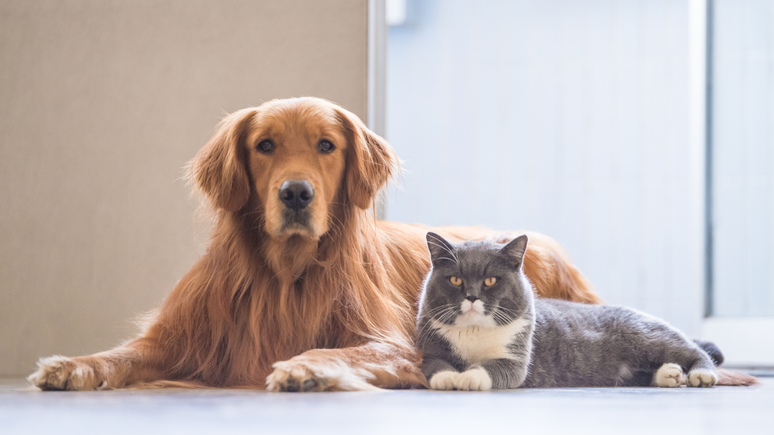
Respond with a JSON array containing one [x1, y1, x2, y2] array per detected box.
[[716, 368, 759, 386], [692, 339, 759, 386], [564, 263, 604, 305]]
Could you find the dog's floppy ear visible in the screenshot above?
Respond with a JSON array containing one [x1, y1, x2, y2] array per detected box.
[[189, 108, 256, 211], [334, 107, 398, 209]]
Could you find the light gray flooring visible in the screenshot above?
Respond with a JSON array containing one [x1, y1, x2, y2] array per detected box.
[[1, 376, 772, 435]]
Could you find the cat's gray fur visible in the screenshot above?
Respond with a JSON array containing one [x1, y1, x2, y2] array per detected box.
[[416, 232, 719, 389]]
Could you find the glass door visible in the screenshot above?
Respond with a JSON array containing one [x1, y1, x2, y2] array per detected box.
[[704, 0, 774, 366]]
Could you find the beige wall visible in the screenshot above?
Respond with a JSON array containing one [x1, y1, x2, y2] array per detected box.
[[0, 0, 368, 376]]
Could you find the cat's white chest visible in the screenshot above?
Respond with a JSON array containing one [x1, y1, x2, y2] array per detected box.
[[431, 318, 531, 364]]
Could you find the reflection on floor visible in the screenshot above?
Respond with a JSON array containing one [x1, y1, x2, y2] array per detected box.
[[1, 376, 772, 435]]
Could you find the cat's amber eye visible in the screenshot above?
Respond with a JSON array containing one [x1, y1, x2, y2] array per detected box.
[[449, 276, 462, 286], [484, 277, 497, 287]]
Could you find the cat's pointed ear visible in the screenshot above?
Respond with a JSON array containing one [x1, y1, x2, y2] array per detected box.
[[426, 232, 457, 267], [498, 234, 529, 269]]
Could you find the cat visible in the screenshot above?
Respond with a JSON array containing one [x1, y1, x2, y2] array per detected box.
[[416, 232, 719, 390]]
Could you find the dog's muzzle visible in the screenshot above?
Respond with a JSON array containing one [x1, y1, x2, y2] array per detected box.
[[279, 180, 314, 229], [279, 180, 314, 210]]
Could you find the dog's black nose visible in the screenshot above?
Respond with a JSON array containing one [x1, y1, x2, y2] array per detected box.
[[279, 180, 315, 210], [466, 296, 478, 303]]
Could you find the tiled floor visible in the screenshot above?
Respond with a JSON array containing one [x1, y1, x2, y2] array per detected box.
[[1, 376, 772, 435]]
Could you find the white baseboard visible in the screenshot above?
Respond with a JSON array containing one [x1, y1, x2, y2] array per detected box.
[[702, 317, 774, 366]]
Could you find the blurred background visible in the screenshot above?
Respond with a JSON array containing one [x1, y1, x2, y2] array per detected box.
[[1, 0, 772, 377], [384, 0, 774, 366], [0, 0, 371, 377]]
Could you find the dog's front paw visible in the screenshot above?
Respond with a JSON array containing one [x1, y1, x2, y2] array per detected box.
[[27, 355, 104, 391], [653, 363, 685, 388], [429, 371, 459, 390], [266, 351, 378, 392], [687, 368, 717, 388], [454, 367, 492, 391]]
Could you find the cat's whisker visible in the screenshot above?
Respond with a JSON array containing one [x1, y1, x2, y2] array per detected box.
[[495, 306, 520, 314], [432, 307, 458, 327], [493, 310, 511, 325], [495, 308, 531, 328], [416, 305, 459, 344], [424, 304, 457, 317], [495, 307, 523, 320], [432, 308, 456, 324], [429, 304, 457, 314]]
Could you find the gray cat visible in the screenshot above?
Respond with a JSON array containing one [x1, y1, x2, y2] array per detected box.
[[416, 232, 720, 390]]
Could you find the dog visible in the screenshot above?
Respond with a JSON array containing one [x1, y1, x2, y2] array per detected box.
[[27, 97, 749, 391]]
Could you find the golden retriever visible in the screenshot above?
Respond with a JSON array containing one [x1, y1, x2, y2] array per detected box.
[[27, 97, 748, 390]]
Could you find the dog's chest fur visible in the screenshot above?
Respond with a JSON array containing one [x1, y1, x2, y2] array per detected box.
[[430, 318, 531, 364]]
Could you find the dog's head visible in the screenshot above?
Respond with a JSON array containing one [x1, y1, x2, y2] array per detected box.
[[190, 97, 396, 240]]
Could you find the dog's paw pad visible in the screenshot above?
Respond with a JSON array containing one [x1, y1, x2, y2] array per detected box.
[[654, 363, 685, 388], [27, 356, 100, 391], [429, 371, 459, 390], [266, 354, 377, 392], [266, 362, 327, 392], [454, 367, 492, 391], [687, 369, 717, 388]]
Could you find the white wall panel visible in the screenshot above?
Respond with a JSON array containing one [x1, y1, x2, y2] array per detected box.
[[386, 0, 705, 334], [712, 0, 774, 317]]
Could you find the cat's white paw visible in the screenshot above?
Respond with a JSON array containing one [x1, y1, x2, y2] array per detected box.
[[654, 363, 685, 387], [429, 371, 459, 390], [687, 368, 717, 388], [454, 367, 492, 391]]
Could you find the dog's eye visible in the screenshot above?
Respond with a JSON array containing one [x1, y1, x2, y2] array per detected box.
[[484, 277, 497, 287], [256, 140, 275, 154], [317, 140, 335, 154], [449, 276, 462, 286]]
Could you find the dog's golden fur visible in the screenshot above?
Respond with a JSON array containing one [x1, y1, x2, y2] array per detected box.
[[27, 97, 750, 391]]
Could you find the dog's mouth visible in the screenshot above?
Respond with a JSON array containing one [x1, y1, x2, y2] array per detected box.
[[278, 209, 315, 237]]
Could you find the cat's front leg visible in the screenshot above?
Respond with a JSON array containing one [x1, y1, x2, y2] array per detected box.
[[455, 366, 493, 391], [475, 358, 529, 390], [422, 356, 460, 390]]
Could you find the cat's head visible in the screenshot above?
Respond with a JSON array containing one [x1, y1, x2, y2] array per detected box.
[[421, 232, 534, 328]]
